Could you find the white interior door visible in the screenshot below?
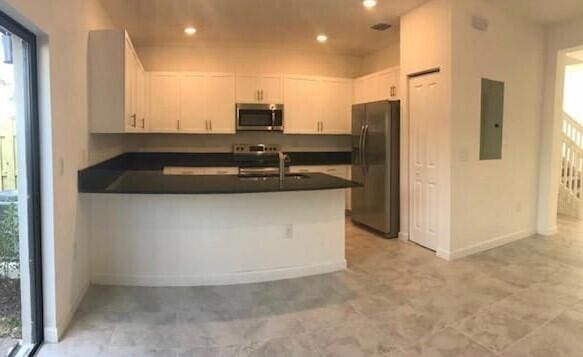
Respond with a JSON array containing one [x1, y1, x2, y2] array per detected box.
[[409, 72, 441, 251]]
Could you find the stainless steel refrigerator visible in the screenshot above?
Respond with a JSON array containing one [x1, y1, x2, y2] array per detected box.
[[351, 100, 400, 237]]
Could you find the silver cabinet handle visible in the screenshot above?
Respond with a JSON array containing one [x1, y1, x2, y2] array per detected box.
[[141, 118, 145, 128], [177, 120, 180, 130], [131, 114, 137, 127], [321, 121, 324, 133], [209, 120, 213, 131], [205, 120, 208, 131]]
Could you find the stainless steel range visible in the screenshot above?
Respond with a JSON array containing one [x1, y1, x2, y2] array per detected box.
[[233, 144, 290, 177]]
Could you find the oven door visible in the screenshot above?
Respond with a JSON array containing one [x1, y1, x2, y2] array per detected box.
[[237, 104, 283, 131]]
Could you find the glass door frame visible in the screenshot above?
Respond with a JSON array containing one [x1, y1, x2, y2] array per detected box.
[[0, 9, 43, 354]]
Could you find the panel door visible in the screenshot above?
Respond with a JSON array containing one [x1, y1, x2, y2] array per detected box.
[[320, 78, 352, 134], [207, 73, 236, 133], [409, 72, 441, 251], [149, 73, 180, 132], [260, 74, 283, 103], [179, 73, 207, 132], [236, 74, 260, 103], [283, 76, 319, 134]]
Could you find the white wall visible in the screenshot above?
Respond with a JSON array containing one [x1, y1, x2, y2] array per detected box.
[[448, 0, 545, 256], [538, 16, 583, 235], [400, 0, 453, 252], [360, 43, 401, 75], [0, 0, 121, 342], [137, 45, 363, 78]]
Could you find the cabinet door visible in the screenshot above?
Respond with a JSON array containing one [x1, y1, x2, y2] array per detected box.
[[260, 74, 283, 103], [124, 40, 138, 131], [283, 76, 319, 134], [204, 167, 238, 175], [320, 78, 352, 134], [236, 74, 260, 103], [377, 69, 398, 101], [390, 68, 400, 100], [179, 73, 207, 132], [135, 66, 147, 130], [207, 73, 236, 133], [149, 73, 180, 132]]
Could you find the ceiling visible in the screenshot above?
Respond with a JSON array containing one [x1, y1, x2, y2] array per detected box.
[[488, 0, 583, 25], [99, 0, 429, 56]]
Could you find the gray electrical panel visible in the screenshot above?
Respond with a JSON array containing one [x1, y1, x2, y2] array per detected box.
[[480, 78, 504, 160]]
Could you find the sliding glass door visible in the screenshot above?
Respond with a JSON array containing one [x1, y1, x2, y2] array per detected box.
[[0, 10, 43, 356]]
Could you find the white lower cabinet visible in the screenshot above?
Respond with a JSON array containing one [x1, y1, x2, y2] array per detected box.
[[290, 165, 352, 211]]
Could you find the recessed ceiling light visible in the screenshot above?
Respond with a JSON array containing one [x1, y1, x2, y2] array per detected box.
[[363, 0, 377, 9], [184, 27, 197, 36], [316, 34, 328, 43]]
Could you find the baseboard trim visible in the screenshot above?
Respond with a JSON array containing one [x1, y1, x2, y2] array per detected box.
[[44, 282, 90, 343], [43, 327, 59, 344], [438, 229, 536, 260], [538, 225, 558, 236], [398, 232, 409, 242], [91, 261, 347, 287]]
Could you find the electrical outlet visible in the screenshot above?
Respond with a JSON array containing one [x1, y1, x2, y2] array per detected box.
[[284, 224, 293, 239]]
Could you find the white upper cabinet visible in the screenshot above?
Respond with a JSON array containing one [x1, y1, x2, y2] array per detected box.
[[236, 74, 283, 103], [149, 73, 181, 132], [179, 73, 207, 133], [206, 73, 236, 134], [89, 30, 147, 133], [150, 72, 236, 134], [284, 75, 352, 135], [283, 76, 320, 134], [319, 78, 352, 134], [353, 67, 400, 104]]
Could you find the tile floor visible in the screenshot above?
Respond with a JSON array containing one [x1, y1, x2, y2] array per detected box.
[[37, 216, 583, 356]]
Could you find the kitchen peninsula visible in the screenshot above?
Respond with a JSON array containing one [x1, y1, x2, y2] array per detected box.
[[79, 151, 358, 287]]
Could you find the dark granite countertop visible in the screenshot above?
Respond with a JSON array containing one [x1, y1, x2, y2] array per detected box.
[[79, 152, 359, 195]]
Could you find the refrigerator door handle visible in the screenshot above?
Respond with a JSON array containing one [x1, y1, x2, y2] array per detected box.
[[362, 124, 369, 175], [359, 124, 366, 174]]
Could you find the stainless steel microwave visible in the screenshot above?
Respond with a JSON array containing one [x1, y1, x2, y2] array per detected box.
[[236, 103, 284, 131]]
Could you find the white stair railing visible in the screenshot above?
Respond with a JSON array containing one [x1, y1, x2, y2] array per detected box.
[[560, 114, 583, 217]]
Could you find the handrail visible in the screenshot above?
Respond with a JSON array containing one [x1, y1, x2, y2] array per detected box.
[[561, 114, 583, 200]]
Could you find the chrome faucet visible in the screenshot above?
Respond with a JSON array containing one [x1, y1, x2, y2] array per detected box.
[[278, 151, 289, 183]]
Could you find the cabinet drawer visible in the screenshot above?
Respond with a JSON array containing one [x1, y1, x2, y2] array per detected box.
[[162, 167, 238, 175], [163, 167, 206, 175], [204, 167, 238, 175], [290, 165, 349, 180]]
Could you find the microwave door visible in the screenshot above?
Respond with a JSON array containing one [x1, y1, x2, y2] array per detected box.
[[237, 110, 273, 130]]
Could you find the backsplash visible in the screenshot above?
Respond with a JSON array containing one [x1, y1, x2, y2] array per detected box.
[[121, 132, 352, 153]]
